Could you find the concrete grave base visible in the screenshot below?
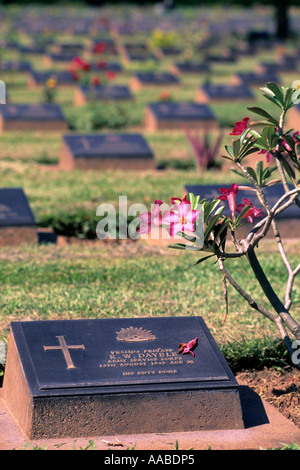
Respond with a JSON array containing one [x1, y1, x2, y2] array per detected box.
[[2, 338, 244, 438], [59, 134, 155, 171], [144, 107, 218, 132], [0, 226, 37, 246], [1, 319, 244, 440], [0, 116, 68, 132], [1, 381, 299, 450]]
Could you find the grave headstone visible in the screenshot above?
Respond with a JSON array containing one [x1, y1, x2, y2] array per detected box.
[[231, 71, 280, 87], [170, 61, 210, 76], [0, 61, 32, 73], [130, 72, 180, 91], [60, 133, 155, 170], [196, 84, 254, 103], [74, 84, 133, 106], [256, 61, 298, 74], [184, 183, 300, 239], [53, 42, 84, 55], [91, 61, 123, 73], [44, 53, 78, 67], [90, 39, 118, 56], [2, 317, 244, 439], [0, 188, 37, 245], [0, 104, 68, 132], [27, 70, 78, 88], [144, 102, 218, 131], [159, 46, 182, 58], [19, 45, 45, 55], [120, 43, 157, 64], [204, 53, 237, 63]]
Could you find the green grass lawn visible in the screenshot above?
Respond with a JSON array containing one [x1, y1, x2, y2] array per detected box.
[[0, 239, 299, 372], [0, 4, 299, 374]]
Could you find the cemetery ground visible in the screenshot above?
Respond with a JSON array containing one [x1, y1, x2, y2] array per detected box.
[[0, 4, 300, 449]]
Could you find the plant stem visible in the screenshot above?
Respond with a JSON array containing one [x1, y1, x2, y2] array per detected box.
[[246, 245, 300, 341], [218, 257, 297, 362]]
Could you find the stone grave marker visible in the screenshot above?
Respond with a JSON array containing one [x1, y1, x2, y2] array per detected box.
[[204, 53, 237, 63], [196, 84, 255, 103], [91, 61, 123, 73], [43, 52, 78, 67], [19, 45, 45, 55], [170, 61, 210, 76], [130, 72, 180, 91], [90, 38, 118, 55], [74, 84, 133, 106], [230, 71, 280, 87], [52, 42, 84, 55], [160, 46, 182, 56], [120, 43, 157, 64], [256, 61, 298, 74], [0, 188, 37, 245], [60, 133, 155, 170], [2, 317, 244, 439], [184, 183, 300, 239], [144, 102, 218, 131], [0, 103, 68, 132], [0, 61, 32, 73], [27, 70, 78, 88]]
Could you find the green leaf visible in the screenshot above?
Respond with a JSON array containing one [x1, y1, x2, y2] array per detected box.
[[204, 207, 224, 243], [203, 199, 221, 223], [194, 254, 215, 265], [246, 165, 258, 182], [176, 231, 196, 242], [232, 139, 241, 159], [239, 148, 259, 161], [168, 243, 202, 251], [284, 87, 294, 110], [265, 82, 284, 106], [235, 204, 252, 224], [211, 218, 230, 249], [280, 156, 296, 180], [253, 138, 269, 150], [247, 107, 278, 125], [260, 89, 283, 109], [225, 144, 234, 159], [255, 160, 264, 185]]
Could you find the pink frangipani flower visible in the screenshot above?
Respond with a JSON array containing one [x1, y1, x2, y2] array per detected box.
[[218, 183, 239, 220], [138, 200, 163, 234], [162, 199, 200, 237]]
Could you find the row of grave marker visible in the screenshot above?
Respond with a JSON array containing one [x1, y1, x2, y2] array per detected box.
[[1, 179, 299, 247]]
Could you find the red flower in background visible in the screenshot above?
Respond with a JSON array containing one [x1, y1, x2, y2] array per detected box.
[[105, 71, 116, 81], [70, 69, 79, 81], [91, 76, 101, 86], [258, 149, 273, 163], [93, 42, 106, 54], [71, 56, 91, 71], [218, 183, 239, 220], [97, 60, 108, 69], [236, 198, 264, 223], [230, 117, 250, 135]]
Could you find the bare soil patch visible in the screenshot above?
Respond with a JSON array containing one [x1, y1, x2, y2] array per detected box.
[[236, 367, 300, 429]]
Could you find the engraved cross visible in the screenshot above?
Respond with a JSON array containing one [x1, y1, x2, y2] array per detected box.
[[43, 335, 85, 369]]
